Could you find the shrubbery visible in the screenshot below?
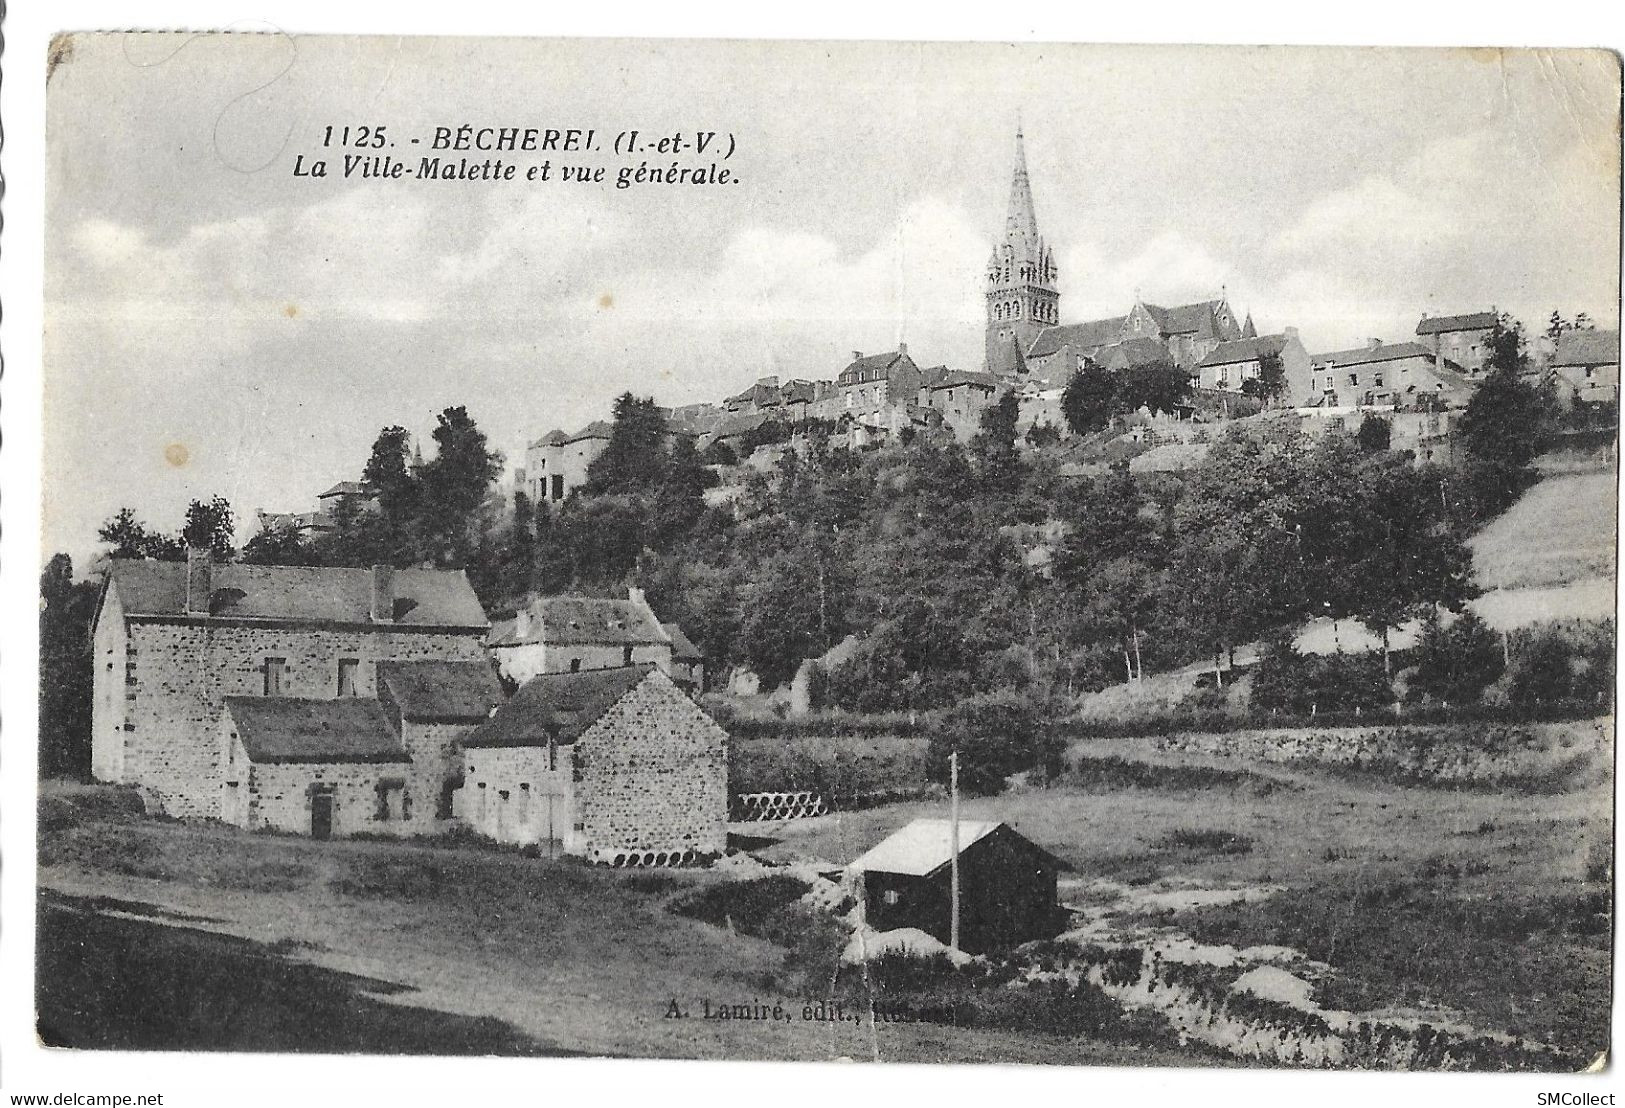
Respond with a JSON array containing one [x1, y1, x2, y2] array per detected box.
[[924, 690, 1065, 796]]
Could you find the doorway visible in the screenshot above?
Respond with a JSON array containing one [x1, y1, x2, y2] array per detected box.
[[311, 791, 334, 839]]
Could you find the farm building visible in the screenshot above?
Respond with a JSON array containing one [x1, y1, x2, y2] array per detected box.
[[458, 664, 728, 864], [847, 818, 1064, 953], [486, 588, 675, 685], [90, 550, 490, 820]]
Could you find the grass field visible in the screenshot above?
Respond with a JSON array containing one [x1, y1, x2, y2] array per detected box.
[[1471, 468, 1617, 592]]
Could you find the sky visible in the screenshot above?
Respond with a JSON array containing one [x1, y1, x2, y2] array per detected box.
[[43, 35, 1622, 566]]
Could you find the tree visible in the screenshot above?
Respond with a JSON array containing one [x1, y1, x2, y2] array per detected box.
[[701, 438, 738, 466], [1355, 414, 1391, 452], [1457, 318, 1551, 517], [418, 406, 502, 564], [1240, 350, 1288, 403], [1119, 360, 1190, 416], [925, 690, 1061, 796], [1061, 363, 1117, 435], [97, 508, 181, 560], [585, 392, 668, 495], [1410, 610, 1502, 705], [241, 520, 317, 565], [182, 495, 236, 559], [40, 555, 99, 779]]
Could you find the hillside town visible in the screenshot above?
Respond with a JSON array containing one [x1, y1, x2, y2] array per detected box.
[[40, 123, 1618, 1070]]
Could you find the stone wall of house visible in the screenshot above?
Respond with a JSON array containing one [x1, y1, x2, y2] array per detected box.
[[574, 668, 728, 862], [402, 719, 482, 826], [492, 641, 672, 685], [91, 586, 131, 784], [460, 745, 576, 849], [115, 618, 485, 820], [243, 757, 412, 837]]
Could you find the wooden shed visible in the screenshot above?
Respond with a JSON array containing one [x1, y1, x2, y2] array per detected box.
[[847, 818, 1065, 954]]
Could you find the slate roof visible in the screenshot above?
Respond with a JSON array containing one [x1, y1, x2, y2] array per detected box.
[[223, 696, 409, 764], [1416, 311, 1497, 335], [1310, 341, 1434, 368], [376, 660, 505, 722], [1552, 329, 1620, 367], [1198, 334, 1290, 368], [924, 369, 1002, 391], [848, 819, 1004, 877], [1028, 317, 1126, 359], [779, 379, 817, 404], [489, 596, 672, 648], [566, 420, 614, 443], [104, 561, 489, 629], [531, 429, 570, 448], [1093, 336, 1173, 371], [1143, 300, 1227, 338], [662, 623, 704, 662], [462, 664, 657, 748]]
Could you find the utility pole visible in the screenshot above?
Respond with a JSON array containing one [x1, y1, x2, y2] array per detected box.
[[949, 748, 961, 953]]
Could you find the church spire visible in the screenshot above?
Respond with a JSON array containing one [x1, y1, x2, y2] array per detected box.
[[1005, 127, 1040, 247], [985, 124, 1060, 374]]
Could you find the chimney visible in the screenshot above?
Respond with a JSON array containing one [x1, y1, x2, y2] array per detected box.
[[370, 564, 396, 623], [897, 341, 908, 358], [852, 350, 864, 362], [628, 585, 648, 610], [514, 606, 532, 639], [1285, 326, 1299, 338], [184, 546, 212, 616]]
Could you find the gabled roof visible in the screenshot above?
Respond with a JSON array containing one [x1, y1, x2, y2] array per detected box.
[[1416, 311, 1497, 335], [1310, 341, 1434, 368], [848, 818, 1004, 877], [223, 696, 409, 764], [837, 350, 915, 385], [376, 660, 505, 722], [1093, 336, 1172, 371], [926, 369, 1002, 391], [462, 664, 657, 748], [1552, 329, 1620, 367], [566, 420, 614, 444], [104, 561, 489, 629], [1028, 317, 1126, 359], [531, 429, 570, 449], [489, 595, 671, 648], [662, 623, 704, 662], [318, 481, 375, 500], [1198, 333, 1291, 368]]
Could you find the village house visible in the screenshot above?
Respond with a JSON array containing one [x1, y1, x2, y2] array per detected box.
[[487, 588, 675, 685], [524, 419, 612, 505], [847, 818, 1065, 953], [1415, 311, 1498, 378], [458, 664, 728, 864], [837, 344, 925, 425], [1305, 340, 1477, 410], [91, 551, 491, 821], [1192, 329, 1311, 401], [1546, 328, 1621, 408], [917, 367, 1002, 441]]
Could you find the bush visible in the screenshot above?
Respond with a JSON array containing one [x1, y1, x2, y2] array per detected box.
[[1410, 610, 1504, 706], [668, 874, 811, 934], [1504, 619, 1615, 708], [925, 689, 1065, 796]]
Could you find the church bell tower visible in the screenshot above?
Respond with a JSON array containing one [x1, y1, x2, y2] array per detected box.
[[985, 128, 1059, 375]]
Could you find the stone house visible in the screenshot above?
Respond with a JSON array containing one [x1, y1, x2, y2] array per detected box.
[[1306, 340, 1477, 410], [524, 419, 612, 505], [1415, 311, 1498, 378], [91, 551, 490, 820], [837, 345, 924, 424], [1193, 330, 1310, 401], [459, 664, 728, 864], [487, 588, 674, 685], [1546, 329, 1621, 407], [917, 368, 1002, 441]]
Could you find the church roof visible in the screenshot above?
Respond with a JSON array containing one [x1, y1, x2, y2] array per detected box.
[[1143, 300, 1228, 338], [1028, 317, 1126, 359], [1093, 337, 1172, 371]]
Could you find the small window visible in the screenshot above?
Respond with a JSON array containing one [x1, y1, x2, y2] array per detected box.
[[337, 658, 360, 697], [263, 657, 286, 697], [550, 474, 565, 500], [623, 645, 634, 665], [569, 658, 581, 673], [883, 890, 901, 906], [548, 738, 558, 772], [1348, 373, 1359, 387]]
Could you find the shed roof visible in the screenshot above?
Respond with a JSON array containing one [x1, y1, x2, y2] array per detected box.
[[223, 696, 409, 764], [376, 660, 505, 722], [462, 664, 657, 748], [105, 561, 489, 629], [848, 818, 1004, 877]]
